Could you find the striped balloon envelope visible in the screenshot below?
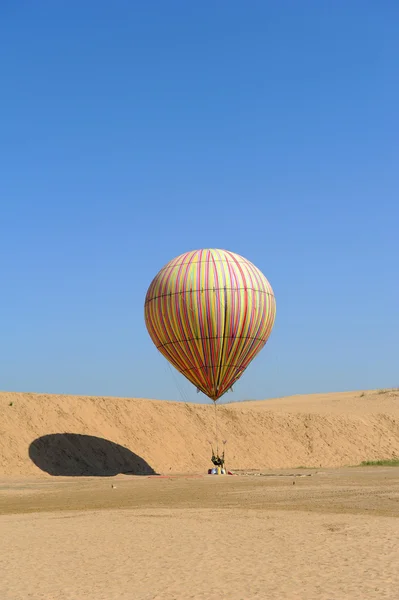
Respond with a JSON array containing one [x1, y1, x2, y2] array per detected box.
[[144, 249, 276, 401]]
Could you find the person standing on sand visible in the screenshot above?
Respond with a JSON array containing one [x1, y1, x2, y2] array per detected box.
[[210, 440, 227, 473], [211, 450, 225, 469]]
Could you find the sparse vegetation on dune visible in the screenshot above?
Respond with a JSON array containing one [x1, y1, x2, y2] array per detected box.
[[359, 388, 399, 398], [359, 458, 399, 467]]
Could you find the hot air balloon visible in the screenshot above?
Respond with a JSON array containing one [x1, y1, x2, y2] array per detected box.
[[144, 249, 276, 402]]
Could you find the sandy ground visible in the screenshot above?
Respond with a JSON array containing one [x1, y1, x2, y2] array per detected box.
[[1, 388, 399, 598], [1, 468, 399, 600]]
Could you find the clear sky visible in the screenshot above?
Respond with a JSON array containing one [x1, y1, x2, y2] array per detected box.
[[1, 1, 398, 402]]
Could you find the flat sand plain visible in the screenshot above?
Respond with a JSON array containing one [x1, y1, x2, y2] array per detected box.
[[1, 467, 399, 600]]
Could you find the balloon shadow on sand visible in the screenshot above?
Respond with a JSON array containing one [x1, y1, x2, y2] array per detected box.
[[29, 433, 157, 476]]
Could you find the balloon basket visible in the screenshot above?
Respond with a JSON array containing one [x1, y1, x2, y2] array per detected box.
[[208, 468, 226, 475]]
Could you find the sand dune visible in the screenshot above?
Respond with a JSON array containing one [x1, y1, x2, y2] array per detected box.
[[1, 388, 399, 477]]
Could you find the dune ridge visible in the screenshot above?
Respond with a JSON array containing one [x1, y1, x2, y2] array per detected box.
[[1, 389, 399, 477]]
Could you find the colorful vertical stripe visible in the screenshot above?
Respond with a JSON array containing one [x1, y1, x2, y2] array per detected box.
[[144, 249, 276, 401]]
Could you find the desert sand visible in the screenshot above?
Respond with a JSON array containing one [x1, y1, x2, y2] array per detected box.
[[1, 388, 399, 599], [1, 388, 399, 476]]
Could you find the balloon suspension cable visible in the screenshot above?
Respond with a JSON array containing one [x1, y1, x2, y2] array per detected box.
[[214, 401, 219, 455], [166, 361, 189, 404]]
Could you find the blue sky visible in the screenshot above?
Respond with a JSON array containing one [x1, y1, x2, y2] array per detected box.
[[1, 1, 398, 402]]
